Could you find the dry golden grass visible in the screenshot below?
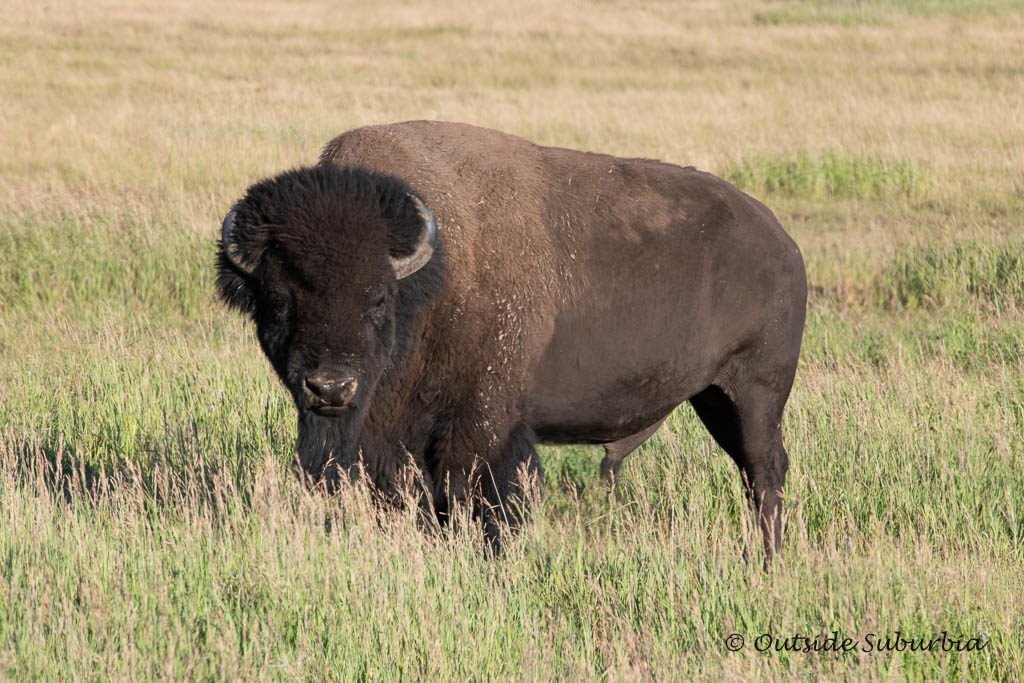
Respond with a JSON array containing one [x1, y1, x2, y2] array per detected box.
[[4, 0, 1022, 209]]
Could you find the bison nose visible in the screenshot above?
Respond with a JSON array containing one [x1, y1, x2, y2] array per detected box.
[[305, 374, 359, 407]]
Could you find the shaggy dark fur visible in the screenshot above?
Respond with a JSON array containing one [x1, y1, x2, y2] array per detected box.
[[217, 165, 446, 494], [216, 121, 807, 559]]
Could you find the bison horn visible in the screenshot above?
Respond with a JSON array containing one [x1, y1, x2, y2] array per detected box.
[[221, 204, 257, 275], [390, 194, 438, 280]]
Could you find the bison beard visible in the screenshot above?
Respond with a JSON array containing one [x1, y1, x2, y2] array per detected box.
[[295, 398, 434, 503], [294, 410, 361, 490], [216, 121, 807, 562]]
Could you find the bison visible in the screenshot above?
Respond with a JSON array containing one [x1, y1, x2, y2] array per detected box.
[[216, 120, 806, 559]]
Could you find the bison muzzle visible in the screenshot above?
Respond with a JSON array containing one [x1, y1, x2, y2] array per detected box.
[[216, 120, 807, 560]]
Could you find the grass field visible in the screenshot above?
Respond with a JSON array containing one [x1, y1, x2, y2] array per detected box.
[[2, 0, 1023, 678]]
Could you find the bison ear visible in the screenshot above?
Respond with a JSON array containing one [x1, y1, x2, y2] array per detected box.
[[220, 203, 264, 276], [389, 194, 438, 280]]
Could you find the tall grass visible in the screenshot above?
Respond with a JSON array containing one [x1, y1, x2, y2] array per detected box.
[[874, 241, 1024, 311], [3, 368, 1022, 679], [1, 0, 1022, 678]]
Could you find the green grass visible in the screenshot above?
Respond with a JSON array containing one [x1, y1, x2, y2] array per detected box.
[[1, 197, 1021, 681], [0, 213, 212, 320], [2, 357, 1022, 679], [802, 0, 1024, 17], [754, 0, 1024, 24], [722, 153, 931, 201], [1, 0, 1023, 678], [874, 240, 1024, 311], [752, 9, 885, 26]]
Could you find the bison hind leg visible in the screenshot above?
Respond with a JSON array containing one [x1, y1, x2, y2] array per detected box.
[[480, 423, 543, 553], [689, 377, 792, 565], [599, 413, 671, 487]]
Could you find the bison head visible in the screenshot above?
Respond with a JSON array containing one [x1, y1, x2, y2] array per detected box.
[[216, 164, 442, 489]]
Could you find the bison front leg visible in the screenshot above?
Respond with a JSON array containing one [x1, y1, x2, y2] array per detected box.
[[432, 418, 543, 552], [479, 424, 543, 551]]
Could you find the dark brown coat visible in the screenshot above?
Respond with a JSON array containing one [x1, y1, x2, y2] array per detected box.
[[217, 120, 807, 557]]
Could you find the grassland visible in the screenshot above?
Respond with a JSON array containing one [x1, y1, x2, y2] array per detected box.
[[1, 0, 1022, 678]]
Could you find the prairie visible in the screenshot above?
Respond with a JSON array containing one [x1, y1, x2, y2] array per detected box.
[[1, 0, 1022, 678]]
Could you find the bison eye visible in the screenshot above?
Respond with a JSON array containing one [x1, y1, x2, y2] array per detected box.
[[367, 293, 387, 328], [257, 292, 291, 331], [270, 297, 290, 322]]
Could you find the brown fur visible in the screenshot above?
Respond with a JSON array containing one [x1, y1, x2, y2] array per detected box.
[[218, 120, 807, 558]]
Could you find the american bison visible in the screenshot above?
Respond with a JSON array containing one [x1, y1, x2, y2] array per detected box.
[[216, 120, 807, 558]]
